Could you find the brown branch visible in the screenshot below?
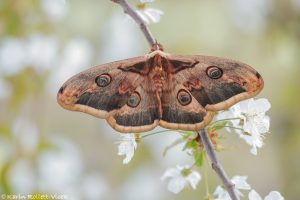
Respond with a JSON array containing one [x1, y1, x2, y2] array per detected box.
[[199, 129, 239, 200], [111, 1, 239, 199], [111, 0, 157, 47]]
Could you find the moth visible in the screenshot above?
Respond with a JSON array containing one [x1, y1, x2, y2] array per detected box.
[[57, 45, 264, 133]]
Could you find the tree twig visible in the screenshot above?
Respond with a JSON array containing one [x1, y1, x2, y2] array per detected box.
[[111, 1, 238, 199], [199, 129, 239, 200], [110, 0, 156, 47]]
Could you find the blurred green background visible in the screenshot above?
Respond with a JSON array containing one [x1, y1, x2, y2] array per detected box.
[[0, 0, 300, 199]]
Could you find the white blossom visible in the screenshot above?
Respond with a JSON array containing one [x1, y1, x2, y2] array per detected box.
[[140, 0, 155, 3], [214, 186, 232, 200], [136, 8, 163, 24], [0, 35, 59, 77], [122, 0, 163, 24], [38, 136, 83, 194], [117, 134, 137, 164], [47, 37, 93, 94], [161, 165, 201, 194], [239, 129, 265, 155], [238, 98, 270, 154], [249, 190, 284, 200], [216, 98, 271, 155], [0, 37, 27, 76], [26, 34, 59, 72], [239, 98, 270, 134], [215, 105, 241, 132], [12, 117, 40, 154], [81, 173, 110, 200], [41, 0, 68, 21], [214, 176, 251, 200]]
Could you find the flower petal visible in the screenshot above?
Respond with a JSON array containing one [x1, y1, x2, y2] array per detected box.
[[250, 98, 271, 114], [254, 115, 270, 133], [160, 168, 181, 180], [167, 177, 186, 194], [135, 10, 150, 24], [117, 134, 137, 164], [140, 0, 155, 3], [250, 145, 258, 155], [239, 98, 253, 113], [143, 8, 163, 23], [231, 176, 251, 190], [161, 165, 201, 194], [265, 191, 284, 200], [187, 171, 201, 189], [248, 189, 263, 200], [213, 186, 231, 200]]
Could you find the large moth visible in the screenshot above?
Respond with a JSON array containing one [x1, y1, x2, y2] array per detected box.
[[57, 46, 264, 133]]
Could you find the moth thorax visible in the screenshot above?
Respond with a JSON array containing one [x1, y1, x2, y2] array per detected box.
[[150, 66, 166, 92]]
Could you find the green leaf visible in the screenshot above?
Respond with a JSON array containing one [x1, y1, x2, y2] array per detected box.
[[194, 149, 205, 168], [183, 139, 198, 151], [181, 131, 197, 140], [211, 121, 229, 131]]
